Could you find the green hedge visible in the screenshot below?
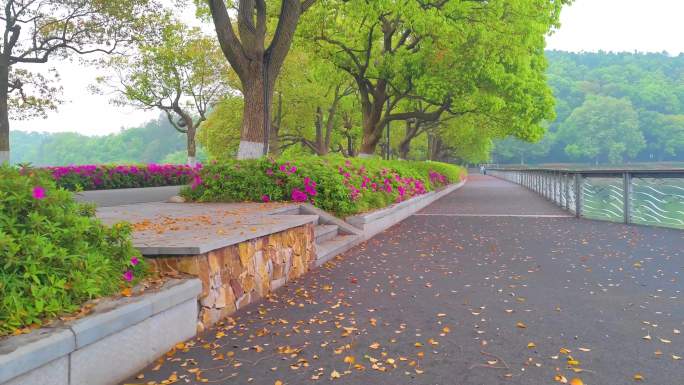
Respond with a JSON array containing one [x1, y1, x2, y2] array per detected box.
[[182, 156, 465, 216], [0, 166, 146, 336], [46, 164, 200, 191]]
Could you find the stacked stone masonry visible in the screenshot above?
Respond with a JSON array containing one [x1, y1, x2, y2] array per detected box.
[[147, 224, 315, 331]]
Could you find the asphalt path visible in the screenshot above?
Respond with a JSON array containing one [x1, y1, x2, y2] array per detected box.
[[121, 175, 684, 385]]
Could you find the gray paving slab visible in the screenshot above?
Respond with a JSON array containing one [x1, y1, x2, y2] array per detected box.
[[96, 202, 309, 255], [120, 176, 684, 385], [74, 186, 183, 207]]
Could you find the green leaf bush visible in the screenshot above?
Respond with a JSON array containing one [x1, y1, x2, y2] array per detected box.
[[182, 156, 465, 217], [0, 165, 145, 336]]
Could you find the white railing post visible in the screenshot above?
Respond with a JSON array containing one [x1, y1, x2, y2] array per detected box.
[[574, 173, 582, 218], [623, 172, 632, 224]]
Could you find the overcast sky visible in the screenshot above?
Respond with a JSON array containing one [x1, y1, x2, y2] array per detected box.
[[11, 0, 684, 136]]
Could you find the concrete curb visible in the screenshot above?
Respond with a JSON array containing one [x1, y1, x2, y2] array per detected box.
[[0, 279, 202, 385], [346, 180, 467, 240]]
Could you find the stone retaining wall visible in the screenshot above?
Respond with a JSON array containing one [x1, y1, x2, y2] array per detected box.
[[146, 223, 315, 331]]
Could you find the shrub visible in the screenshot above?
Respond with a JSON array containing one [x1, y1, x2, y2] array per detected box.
[[182, 156, 465, 216], [45, 163, 201, 191], [0, 165, 145, 336]]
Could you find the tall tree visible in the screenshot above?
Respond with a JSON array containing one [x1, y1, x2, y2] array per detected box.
[[559, 95, 645, 164], [98, 20, 231, 165], [303, 0, 567, 157], [198, 42, 358, 159], [203, 0, 316, 159], [0, 0, 158, 163]]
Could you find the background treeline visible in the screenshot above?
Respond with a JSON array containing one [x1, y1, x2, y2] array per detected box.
[[13, 51, 684, 167], [9, 116, 204, 166], [493, 51, 684, 165]]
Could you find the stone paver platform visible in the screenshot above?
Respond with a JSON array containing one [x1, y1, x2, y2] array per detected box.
[[97, 202, 314, 255], [120, 176, 684, 385]]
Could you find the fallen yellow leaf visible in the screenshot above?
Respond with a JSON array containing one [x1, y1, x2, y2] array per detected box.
[[330, 370, 341, 379], [516, 322, 527, 329], [275, 381, 283, 385], [569, 378, 584, 385], [633, 373, 644, 381], [554, 374, 568, 383], [528, 342, 536, 349], [369, 342, 380, 349], [567, 357, 580, 366]]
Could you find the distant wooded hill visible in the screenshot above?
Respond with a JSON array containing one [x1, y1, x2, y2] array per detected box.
[[12, 51, 684, 166], [9, 116, 203, 166], [493, 51, 684, 165]]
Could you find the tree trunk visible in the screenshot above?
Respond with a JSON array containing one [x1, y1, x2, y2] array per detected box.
[[186, 125, 197, 166], [357, 78, 387, 157], [269, 91, 283, 157], [238, 72, 272, 159], [173, 107, 198, 166], [398, 120, 420, 159], [208, 0, 308, 160], [314, 106, 326, 155], [0, 60, 10, 164]]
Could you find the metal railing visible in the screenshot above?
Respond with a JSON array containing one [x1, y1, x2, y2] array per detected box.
[[487, 167, 684, 230]]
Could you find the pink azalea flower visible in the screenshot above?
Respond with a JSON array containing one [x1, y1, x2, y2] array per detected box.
[[261, 194, 270, 202], [266, 168, 274, 176], [130, 257, 140, 266], [191, 175, 203, 190], [291, 188, 308, 202], [32, 186, 46, 200], [123, 270, 134, 282], [304, 184, 317, 196]]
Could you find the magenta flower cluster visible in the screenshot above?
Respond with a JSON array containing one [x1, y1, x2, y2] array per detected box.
[[263, 160, 318, 203], [46, 163, 203, 191], [336, 162, 444, 203], [32, 186, 46, 200], [122, 256, 140, 283], [429, 170, 447, 185]]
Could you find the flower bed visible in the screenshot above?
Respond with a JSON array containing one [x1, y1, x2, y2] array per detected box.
[[0, 165, 146, 337], [182, 156, 465, 216], [43, 163, 201, 191]]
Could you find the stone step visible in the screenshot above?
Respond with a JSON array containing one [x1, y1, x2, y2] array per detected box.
[[314, 235, 359, 267], [314, 224, 339, 243], [271, 206, 303, 216]]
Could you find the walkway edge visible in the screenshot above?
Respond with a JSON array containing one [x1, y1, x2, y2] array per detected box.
[[347, 179, 467, 241]]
